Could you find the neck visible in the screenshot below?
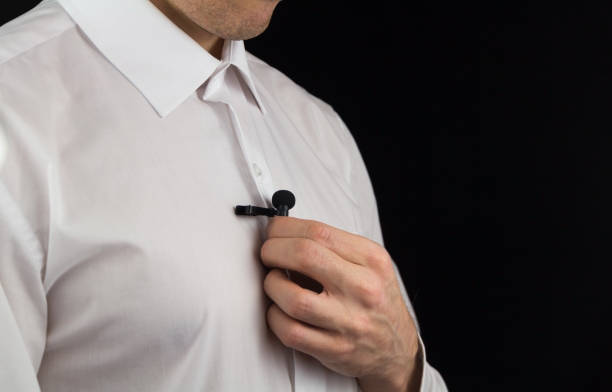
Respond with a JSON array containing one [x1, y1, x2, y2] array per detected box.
[[149, 0, 224, 59]]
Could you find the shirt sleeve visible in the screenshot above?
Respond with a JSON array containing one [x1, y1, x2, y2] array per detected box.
[[332, 113, 448, 392], [0, 180, 46, 391]]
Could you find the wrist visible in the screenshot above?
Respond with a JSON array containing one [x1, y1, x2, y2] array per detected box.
[[358, 335, 422, 392]]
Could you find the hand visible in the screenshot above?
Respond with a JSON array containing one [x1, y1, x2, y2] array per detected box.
[[260, 217, 421, 392]]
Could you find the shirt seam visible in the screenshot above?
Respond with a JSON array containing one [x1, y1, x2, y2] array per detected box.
[[0, 181, 45, 275], [0, 25, 75, 68]]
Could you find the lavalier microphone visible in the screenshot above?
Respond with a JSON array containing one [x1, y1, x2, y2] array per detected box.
[[235, 190, 295, 217]]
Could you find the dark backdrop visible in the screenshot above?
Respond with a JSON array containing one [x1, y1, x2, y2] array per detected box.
[[2, 3, 611, 391]]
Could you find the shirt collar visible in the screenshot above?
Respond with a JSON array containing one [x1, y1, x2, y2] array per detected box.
[[56, 0, 265, 117]]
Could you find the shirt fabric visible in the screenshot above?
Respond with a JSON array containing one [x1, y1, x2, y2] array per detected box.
[[0, 0, 447, 391]]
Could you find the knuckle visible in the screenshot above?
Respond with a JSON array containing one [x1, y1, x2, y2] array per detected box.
[[364, 246, 386, 266], [354, 279, 384, 308], [290, 292, 313, 319], [306, 221, 332, 244], [294, 238, 319, 269], [365, 246, 392, 272], [283, 324, 304, 348], [334, 338, 356, 362], [350, 314, 373, 337]]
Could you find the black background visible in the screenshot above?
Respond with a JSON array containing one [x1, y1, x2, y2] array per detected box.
[[3, 2, 611, 391]]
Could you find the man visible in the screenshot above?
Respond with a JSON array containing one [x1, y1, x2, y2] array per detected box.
[[0, 0, 446, 390]]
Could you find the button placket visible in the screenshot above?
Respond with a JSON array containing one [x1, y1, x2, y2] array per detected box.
[[224, 104, 270, 206], [202, 66, 324, 391], [229, 106, 327, 392], [232, 107, 275, 205], [238, 102, 277, 204]]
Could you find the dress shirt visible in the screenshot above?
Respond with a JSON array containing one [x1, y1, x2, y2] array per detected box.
[[0, 0, 447, 391]]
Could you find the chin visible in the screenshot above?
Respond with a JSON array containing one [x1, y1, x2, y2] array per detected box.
[[190, 1, 279, 41], [234, 24, 271, 40], [220, 16, 274, 40], [228, 2, 280, 39]]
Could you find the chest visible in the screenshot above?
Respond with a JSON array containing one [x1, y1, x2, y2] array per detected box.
[[42, 95, 360, 357]]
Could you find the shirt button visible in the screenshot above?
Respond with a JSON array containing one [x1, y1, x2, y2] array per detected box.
[[252, 162, 263, 177]]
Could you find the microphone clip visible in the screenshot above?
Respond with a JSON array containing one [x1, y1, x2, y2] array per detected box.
[[234, 205, 277, 217]]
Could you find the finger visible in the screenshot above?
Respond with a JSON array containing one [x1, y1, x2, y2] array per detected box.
[[263, 268, 347, 331], [266, 217, 386, 267], [260, 237, 363, 293], [267, 303, 347, 361]]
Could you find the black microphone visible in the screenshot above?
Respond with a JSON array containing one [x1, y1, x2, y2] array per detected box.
[[272, 190, 295, 216], [235, 190, 295, 217]]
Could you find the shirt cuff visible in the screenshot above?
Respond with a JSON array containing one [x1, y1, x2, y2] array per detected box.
[[416, 333, 448, 392], [355, 333, 447, 392]]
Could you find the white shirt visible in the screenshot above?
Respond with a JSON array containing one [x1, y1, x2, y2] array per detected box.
[[0, 1, 447, 391]]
